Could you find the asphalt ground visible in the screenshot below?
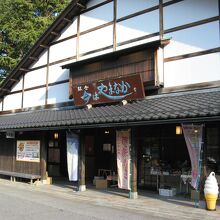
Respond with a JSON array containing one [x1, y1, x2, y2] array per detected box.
[[0, 178, 219, 220]]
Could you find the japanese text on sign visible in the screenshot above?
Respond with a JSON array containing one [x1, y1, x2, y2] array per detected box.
[[79, 81, 133, 104], [16, 140, 40, 162], [73, 74, 145, 106]]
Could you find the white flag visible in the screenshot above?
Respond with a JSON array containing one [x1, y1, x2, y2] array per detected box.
[[66, 131, 79, 181]]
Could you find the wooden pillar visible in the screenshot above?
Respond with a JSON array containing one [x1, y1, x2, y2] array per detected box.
[[129, 127, 138, 199], [12, 137, 16, 172], [78, 130, 86, 191], [40, 131, 47, 180]]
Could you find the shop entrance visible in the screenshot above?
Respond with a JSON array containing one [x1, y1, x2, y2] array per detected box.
[[47, 131, 68, 178], [85, 128, 117, 183], [46, 129, 117, 184]]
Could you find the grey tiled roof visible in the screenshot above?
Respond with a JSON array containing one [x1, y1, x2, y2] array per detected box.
[[0, 89, 220, 130]]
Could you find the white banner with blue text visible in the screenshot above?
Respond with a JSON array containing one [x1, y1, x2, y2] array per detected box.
[[66, 131, 79, 181]]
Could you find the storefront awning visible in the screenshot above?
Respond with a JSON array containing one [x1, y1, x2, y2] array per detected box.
[[0, 88, 219, 131]]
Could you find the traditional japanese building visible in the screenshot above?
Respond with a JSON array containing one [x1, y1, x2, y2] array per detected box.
[[0, 0, 219, 199]]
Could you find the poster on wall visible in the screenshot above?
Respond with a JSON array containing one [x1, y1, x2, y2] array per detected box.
[[182, 124, 204, 190], [116, 130, 131, 190], [66, 131, 79, 181], [16, 140, 40, 162]]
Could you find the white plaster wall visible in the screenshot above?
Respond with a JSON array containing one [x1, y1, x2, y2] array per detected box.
[[55, 18, 77, 41], [80, 2, 113, 32], [59, 58, 77, 66], [47, 83, 69, 104], [79, 25, 113, 54], [164, 53, 220, 87], [117, 0, 159, 19], [48, 63, 69, 84], [31, 50, 48, 68], [24, 68, 47, 89], [23, 88, 46, 108], [116, 10, 159, 45], [116, 36, 160, 51], [164, 21, 220, 58], [11, 77, 23, 92], [0, 101, 2, 111], [3, 93, 22, 111], [49, 38, 76, 63], [3, 0, 219, 111], [164, 0, 219, 30], [157, 47, 164, 85]]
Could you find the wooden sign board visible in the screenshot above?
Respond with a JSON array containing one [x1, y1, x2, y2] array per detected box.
[[72, 74, 145, 106]]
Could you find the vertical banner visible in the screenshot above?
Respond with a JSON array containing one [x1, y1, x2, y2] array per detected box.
[[182, 124, 203, 190], [66, 131, 79, 181], [116, 130, 131, 190]]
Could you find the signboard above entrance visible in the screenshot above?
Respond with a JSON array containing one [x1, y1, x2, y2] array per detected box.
[[72, 74, 145, 106]]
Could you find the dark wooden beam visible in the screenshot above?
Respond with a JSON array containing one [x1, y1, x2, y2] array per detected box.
[[49, 57, 76, 67], [63, 17, 73, 23], [29, 64, 47, 72], [76, 2, 86, 9], [80, 21, 113, 36], [117, 5, 159, 23], [49, 34, 77, 46], [160, 39, 170, 47], [41, 131, 47, 180], [159, 0, 164, 39], [113, 0, 117, 51], [0, 88, 10, 92], [9, 78, 19, 82], [117, 32, 159, 47], [129, 128, 138, 199], [76, 15, 80, 60], [69, 75, 73, 99], [45, 47, 50, 105], [164, 16, 220, 35], [29, 56, 39, 61], [40, 44, 49, 49], [19, 68, 29, 72], [164, 47, 220, 62], [163, 0, 184, 7], [79, 45, 113, 58], [21, 74, 25, 109], [79, 130, 86, 191], [51, 31, 61, 37], [82, 0, 113, 13]]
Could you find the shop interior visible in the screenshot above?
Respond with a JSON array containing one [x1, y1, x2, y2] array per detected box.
[[84, 128, 117, 187], [47, 131, 68, 178], [137, 125, 190, 193], [84, 125, 191, 192], [46, 124, 220, 194], [47, 126, 191, 192]]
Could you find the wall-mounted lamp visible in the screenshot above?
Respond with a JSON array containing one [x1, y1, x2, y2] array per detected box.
[[194, 129, 198, 133], [87, 104, 92, 109], [122, 100, 127, 105], [105, 130, 110, 134], [54, 132, 59, 139], [176, 126, 182, 135]]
